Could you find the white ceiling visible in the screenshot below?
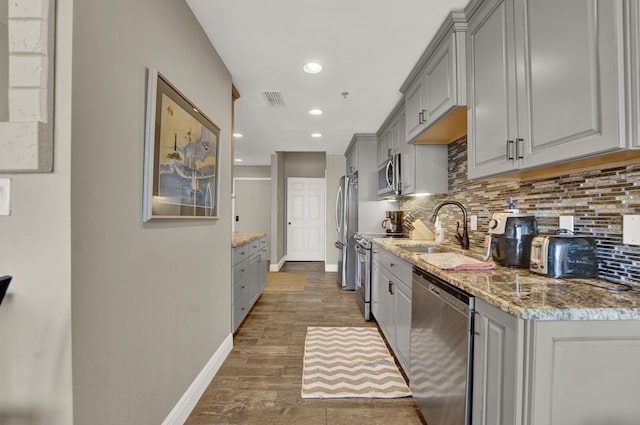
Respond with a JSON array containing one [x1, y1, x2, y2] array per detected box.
[[186, 0, 469, 166]]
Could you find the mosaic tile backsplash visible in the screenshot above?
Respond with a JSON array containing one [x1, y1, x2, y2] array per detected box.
[[401, 137, 640, 285]]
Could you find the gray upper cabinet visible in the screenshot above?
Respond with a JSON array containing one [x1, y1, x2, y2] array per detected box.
[[378, 101, 448, 197], [345, 141, 359, 175], [468, 0, 629, 179], [402, 11, 468, 144], [630, 0, 640, 148]]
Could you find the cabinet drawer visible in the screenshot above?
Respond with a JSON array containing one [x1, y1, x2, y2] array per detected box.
[[373, 248, 412, 287], [233, 276, 249, 303], [248, 239, 261, 256], [232, 244, 250, 265], [233, 259, 249, 287]]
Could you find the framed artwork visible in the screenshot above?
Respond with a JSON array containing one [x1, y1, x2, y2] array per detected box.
[[143, 69, 220, 221]]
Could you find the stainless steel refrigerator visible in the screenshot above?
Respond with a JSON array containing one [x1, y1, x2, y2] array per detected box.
[[335, 174, 358, 290]]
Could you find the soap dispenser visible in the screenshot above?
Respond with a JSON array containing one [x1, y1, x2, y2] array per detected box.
[[434, 217, 445, 244]]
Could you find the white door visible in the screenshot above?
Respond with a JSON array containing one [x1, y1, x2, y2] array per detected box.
[[286, 177, 325, 261]]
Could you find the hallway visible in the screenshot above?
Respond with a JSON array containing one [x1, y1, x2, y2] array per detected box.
[[185, 262, 425, 424]]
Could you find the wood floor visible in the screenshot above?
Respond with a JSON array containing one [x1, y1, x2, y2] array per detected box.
[[185, 262, 426, 425]]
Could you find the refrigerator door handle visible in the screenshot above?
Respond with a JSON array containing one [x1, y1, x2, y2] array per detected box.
[[335, 184, 343, 236]]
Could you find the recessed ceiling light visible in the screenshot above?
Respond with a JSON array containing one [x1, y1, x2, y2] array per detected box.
[[311, 133, 322, 138], [233, 133, 243, 138], [234, 158, 243, 162], [308, 109, 323, 116], [303, 62, 323, 74]]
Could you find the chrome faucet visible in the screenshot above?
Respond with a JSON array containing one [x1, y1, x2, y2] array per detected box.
[[431, 201, 470, 249]]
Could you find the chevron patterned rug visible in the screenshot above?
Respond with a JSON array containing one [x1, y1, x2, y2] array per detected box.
[[301, 327, 412, 399]]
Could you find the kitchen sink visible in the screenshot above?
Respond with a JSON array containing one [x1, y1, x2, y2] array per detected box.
[[398, 245, 449, 254]]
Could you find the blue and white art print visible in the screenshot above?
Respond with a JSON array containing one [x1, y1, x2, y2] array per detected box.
[[143, 70, 220, 221]]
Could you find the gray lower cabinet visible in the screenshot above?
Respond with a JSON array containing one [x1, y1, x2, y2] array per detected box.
[[472, 299, 521, 425], [473, 298, 640, 425], [467, 0, 630, 179], [232, 236, 267, 332], [372, 247, 412, 374]]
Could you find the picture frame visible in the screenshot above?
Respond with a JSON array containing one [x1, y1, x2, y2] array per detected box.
[[143, 69, 220, 222]]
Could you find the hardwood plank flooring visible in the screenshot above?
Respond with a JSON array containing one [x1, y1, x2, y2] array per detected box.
[[185, 262, 426, 425]]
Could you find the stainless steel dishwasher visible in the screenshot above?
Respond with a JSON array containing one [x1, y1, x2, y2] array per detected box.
[[411, 266, 475, 425]]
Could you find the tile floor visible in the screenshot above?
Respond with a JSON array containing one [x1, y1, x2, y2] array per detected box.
[[184, 262, 425, 425]]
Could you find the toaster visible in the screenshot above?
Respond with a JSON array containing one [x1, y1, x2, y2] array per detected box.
[[529, 235, 599, 278]]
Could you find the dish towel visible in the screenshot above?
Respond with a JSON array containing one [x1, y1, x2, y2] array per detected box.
[[419, 252, 496, 270]]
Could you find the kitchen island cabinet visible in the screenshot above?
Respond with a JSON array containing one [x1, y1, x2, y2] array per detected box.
[[467, 0, 630, 179], [371, 247, 412, 374], [232, 233, 267, 332], [374, 238, 640, 425]]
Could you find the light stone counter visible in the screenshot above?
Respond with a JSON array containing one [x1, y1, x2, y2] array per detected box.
[[373, 238, 640, 320], [232, 232, 267, 248]]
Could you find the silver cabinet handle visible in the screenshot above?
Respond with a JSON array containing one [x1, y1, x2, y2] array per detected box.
[[516, 138, 524, 159], [389, 281, 395, 295], [506, 140, 515, 160]]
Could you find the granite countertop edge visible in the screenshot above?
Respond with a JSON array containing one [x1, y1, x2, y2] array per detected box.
[[232, 232, 267, 248], [373, 238, 640, 321]]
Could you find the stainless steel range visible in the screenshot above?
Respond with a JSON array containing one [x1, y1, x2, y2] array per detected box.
[[354, 232, 408, 320]]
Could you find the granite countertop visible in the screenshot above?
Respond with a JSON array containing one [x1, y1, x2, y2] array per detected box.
[[232, 232, 267, 248], [373, 238, 640, 321]]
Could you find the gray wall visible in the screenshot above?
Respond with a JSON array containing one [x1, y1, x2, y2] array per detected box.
[[234, 178, 271, 258], [0, 1, 73, 423], [325, 154, 345, 270], [71, 0, 233, 424]]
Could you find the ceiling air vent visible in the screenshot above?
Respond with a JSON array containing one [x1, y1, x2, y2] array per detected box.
[[261, 90, 286, 107]]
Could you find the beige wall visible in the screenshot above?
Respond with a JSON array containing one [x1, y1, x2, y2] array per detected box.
[[71, 0, 233, 423], [234, 165, 271, 178], [0, 1, 73, 423], [283, 152, 326, 177], [270, 153, 286, 268]]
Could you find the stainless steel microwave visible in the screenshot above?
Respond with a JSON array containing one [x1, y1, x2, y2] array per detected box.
[[377, 153, 401, 197]]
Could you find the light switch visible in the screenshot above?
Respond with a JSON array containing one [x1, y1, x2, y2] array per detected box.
[[0, 179, 10, 216], [559, 215, 574, 233], [623, 215, 640, 245], [470, 215, 477, 231]]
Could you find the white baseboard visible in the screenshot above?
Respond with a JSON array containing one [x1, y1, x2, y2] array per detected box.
[[161, 333, 233, 425], [269, 256, 286, 272], [325, 263, 338, 272]]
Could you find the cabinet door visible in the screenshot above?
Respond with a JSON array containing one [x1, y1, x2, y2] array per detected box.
[[424, 33, 457, 126], [371, 260, 381, 320], [518, 0, 626, 168], [390, 112, 402, 155], [248, 253, 260, 305], [467, 0, 519, 179], [528, 320, 640, 425], [400, 131, 415, 195], [345, 142, 358, 175], [258, 247, 268, 292], [405, 74, 426, 142], [631, 0, 640, 147], [395, 280, 412, 375], [472, 299, 520, 425], [377, 267, 396, 347]]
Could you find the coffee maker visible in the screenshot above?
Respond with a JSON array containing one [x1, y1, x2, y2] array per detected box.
[[487, 212, 537, 267], [382, 211, 403, 234]]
